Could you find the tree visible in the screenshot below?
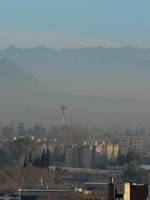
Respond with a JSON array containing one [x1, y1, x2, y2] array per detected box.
[[32, 125, 47, 138], [1, 126, 15, 139], [23, 155, 27, 169], [0, 163, 55, 192], [126, 150, 142, 166], [41, 149, 47, 168], [0, 148, 12, 166], [124, 150, 148, 184], [12, 137, 35, 161], [33, 157, 41, 168], [46, 148, 51, 167], [40, 148, 51, 168], [117, 150, 126, 166], [124, 165, 150, 184], [28, 151, 33, 163]]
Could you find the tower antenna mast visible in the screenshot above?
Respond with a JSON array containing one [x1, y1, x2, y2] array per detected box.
[[61, 105, 67, 127]]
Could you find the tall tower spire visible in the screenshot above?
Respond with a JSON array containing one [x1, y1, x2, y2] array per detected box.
[[61, 105, 67, 127]]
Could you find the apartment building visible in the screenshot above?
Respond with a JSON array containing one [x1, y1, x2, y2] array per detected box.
[[120, 136, 143, 154], [113, 144, 120, 159], [65, 144, 94, 169], [81, 144, 94, 168], [65, 141, 120, 169], [65, 145, 73, 167]]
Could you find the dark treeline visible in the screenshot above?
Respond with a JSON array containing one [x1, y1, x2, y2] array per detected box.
[[0, 123, 94, 144]]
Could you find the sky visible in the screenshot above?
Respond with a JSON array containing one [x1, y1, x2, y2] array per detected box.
[[0, 0, 150, 49]]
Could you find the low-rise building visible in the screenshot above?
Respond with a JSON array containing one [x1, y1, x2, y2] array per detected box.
[[108, 178, 148, 200], [19, 190, 70, 200]]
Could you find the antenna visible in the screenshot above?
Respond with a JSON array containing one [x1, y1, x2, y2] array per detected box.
[[61, 105, 67, 127]]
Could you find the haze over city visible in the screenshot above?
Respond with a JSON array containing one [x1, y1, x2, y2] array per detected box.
[[1, 1, 150, 200], [0, 0, 150, 128]]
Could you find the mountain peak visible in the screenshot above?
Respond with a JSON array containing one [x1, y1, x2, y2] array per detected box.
[[5, 45, 20, 51], [0, 59, 41, 88]]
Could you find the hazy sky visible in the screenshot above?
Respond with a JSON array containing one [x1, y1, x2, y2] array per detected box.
[[0, 0, 150, 49]]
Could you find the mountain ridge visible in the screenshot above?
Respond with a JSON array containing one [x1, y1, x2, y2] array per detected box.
[[0, 45, 150, 98], [0, 48, 150, 127]]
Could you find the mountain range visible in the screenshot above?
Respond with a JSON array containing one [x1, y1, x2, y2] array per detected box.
[[0, 45, 150, 98], [0, 46, 150, 127]]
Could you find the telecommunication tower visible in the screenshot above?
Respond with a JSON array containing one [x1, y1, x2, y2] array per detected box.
[[61, 105, 67, 127]]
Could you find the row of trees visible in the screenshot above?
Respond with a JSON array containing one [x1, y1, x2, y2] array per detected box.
[[0, 137, 35, 167], [95, 149, 142, 169], [0, 123, 93, 146], [0, 123, 48, 138], [95, 149, 150, 184], [0, 134, 66, 170], [23, 148, 51, 169], [123, 150, 150, 184]]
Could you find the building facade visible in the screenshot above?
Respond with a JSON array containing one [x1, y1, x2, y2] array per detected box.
[[120, 136, 143, 154], [108, 180, 148, 200], [65, 144, 94, 169], [65, 141, 120, 169]]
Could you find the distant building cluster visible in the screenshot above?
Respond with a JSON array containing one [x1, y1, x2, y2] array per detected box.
[[65, 135, 144, 169], [65, 141, 120, 169], [0, 129, 144, 170]]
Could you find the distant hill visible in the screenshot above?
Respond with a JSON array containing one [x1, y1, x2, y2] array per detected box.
[[0, 59, 67, 125], [0, 59, 41, 88], [0, 58, 64, 94], [0, 48, 150, 127], [0, 45, 150, 98]]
